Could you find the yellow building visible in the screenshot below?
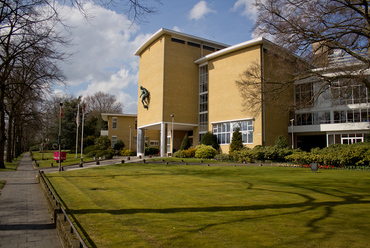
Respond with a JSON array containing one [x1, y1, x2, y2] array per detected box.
[[135, 28, 295, 156], [101, 113, 160, 152]]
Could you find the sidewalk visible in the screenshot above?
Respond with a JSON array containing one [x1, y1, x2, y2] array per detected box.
[[0, 153, 62, 248]]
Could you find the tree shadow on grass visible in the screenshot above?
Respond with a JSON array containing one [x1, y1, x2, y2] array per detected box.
[[66, 182, 370, 245]]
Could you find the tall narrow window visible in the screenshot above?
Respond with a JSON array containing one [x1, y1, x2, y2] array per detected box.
[[199, 65, 208, 142], [112, 117, 117, 129]]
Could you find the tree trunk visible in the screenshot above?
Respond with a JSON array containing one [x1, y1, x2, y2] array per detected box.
[[0, 84, 6, 169], [6, 114, 12, 163]]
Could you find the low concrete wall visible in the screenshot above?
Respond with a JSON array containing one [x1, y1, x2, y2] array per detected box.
[[38, 172, 86, 248]]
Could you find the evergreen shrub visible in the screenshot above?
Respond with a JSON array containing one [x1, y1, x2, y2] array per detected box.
[[174, 150, 186, 158], [180, 134, 191, 150], [120, 148, 136, 156], [200, 132, 219, 150], [229, 127, 243, 153], [145, 147, 160, 155], [184, 148, 197, 158], [195, 145, 217, 158]]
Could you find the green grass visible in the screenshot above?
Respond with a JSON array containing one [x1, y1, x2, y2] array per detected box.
[[0, 153, 23, 171], [149, 157, 225, 163], [0, 180, 5, 189], [46, 164, 370, 248], [31, 151, 94, 168]]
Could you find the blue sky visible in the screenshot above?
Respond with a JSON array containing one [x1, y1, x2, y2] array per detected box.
[[54, 0, 258, 114]]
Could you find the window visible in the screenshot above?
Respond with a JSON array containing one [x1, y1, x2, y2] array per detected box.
[[213, 120, 253, 144], [150, 140, 159, 146], [199, 94, 208, 112], [332, 79, 370, 105], [199, 65, 209, 141], [171, 38, 185, 44], [295, 83, 313, 108], [188, 41, 200, 48], [111, 136, 117, 148], [112, 117, 117, 129], [203, 45, 215, 51], [334, 109, 370, 123]]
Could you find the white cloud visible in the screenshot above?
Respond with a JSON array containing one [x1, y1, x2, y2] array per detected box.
[[232, 0, 258, 20], [172, 26, 183, 32], [53, 3, 153, 114], [189, 1, 216, 21]]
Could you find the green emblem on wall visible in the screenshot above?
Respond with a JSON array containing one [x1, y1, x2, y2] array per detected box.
[[140, 86, 150, 109]]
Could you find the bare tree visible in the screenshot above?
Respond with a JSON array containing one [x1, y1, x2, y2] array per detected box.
[[0, 0, 160, 168], [236, 0, 370, 114], [0, 0, 68, 168], [85, 91, 123, 118]]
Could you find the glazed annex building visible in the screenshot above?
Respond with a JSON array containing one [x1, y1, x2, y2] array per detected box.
[[134, 28, 294, 157]]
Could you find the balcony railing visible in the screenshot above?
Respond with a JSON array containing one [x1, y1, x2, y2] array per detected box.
[[328, 50, 368, 66]]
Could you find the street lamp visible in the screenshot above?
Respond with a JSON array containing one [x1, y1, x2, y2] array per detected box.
[[59, 102, 63, 172], [129, 125, 132, 151], [290, 118, 294, 149], [170, 115, 174, 156]]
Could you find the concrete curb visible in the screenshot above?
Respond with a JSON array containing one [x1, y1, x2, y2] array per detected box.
[[38, 171, 87, 248]]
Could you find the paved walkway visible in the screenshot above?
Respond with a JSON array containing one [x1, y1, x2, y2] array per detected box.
[[0, 153, 62, 248]]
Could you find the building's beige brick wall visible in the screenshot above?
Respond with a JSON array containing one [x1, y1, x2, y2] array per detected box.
[[137, 37, 165, 127], [162, 35, 200, 125], [207, 45, 263, 153], [107, 115, 137, 150], [263, 50, 294, 146]]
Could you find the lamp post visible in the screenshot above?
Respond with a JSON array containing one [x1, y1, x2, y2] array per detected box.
[[129, 125, 132, 151], [170, 114, 174, 156], [59, 102, 63, 172], [290, 118, 294, 149]]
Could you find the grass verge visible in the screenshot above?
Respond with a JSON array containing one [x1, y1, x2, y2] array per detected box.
[[0, 154, 23, 171], [46, 163, 370, 248], [31, 151, 94, 168], [0, 180, 5, 190]]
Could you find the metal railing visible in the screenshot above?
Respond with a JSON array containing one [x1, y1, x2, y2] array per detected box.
[[328, 50, 368, 66], [39, 171, 88, 248]]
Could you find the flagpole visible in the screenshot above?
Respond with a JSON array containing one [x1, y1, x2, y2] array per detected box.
[[75, 103, 80, 158], [59, 102, 63, 172], [80, 102, 85, 161]]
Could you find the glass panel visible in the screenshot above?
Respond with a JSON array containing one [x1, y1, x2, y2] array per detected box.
[[314, 113, 319, 125], [242, 133, 248, 143], [354, 109, 361, 122], [361, 109, 369, 122], [248, 132, 253, 143], [347, 110, 354, 122], [213, 125, 217, 133], [226, 123, 230, 132]]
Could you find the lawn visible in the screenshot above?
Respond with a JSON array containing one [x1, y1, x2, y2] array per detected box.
[[0, 153, 23, 171], [46, 163, 370, 248], [31, 151, 94, 168]]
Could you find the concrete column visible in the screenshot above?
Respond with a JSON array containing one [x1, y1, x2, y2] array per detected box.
[[160, 123, 167, 157], [137, 128, 145, 157]]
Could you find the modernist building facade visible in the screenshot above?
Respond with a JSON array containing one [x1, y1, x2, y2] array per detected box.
[[101, 29, 369, 156], [289, 49, 370, 150], [134, 28, 295, 157]]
